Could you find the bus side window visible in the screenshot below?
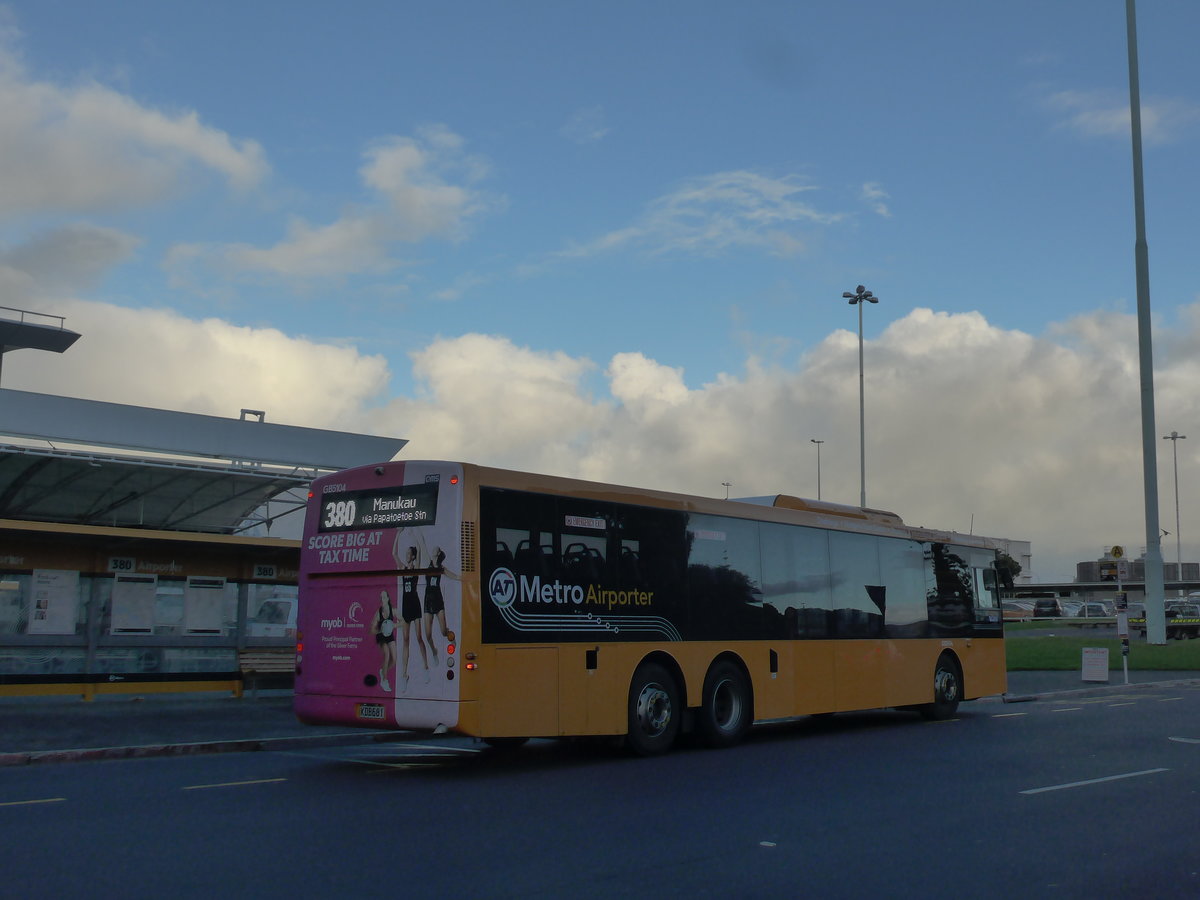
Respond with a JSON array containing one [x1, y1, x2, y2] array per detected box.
[[514, 537, 557, 579], [619, 544, 641, 587], [494, 540, 514, 569]]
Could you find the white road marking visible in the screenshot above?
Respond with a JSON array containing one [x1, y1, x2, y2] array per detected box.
[[0, 797, 66, 807], [1020, 768, 1169, 795], [182, 778, 287, 791]]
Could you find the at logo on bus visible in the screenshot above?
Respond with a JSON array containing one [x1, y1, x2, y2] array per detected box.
[[489, 567, 517, 608]]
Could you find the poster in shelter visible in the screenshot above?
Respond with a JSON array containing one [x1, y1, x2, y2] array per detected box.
[[184, 576, 226, 634], [110, 573, 157, 634], [26, 569, 79, 635]]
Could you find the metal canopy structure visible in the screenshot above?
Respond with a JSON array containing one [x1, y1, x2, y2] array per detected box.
[[0, 308, 81, 387], [0, 390, 408, 534], [0, 445, 316, 533]]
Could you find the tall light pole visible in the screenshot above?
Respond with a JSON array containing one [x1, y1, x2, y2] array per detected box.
[[1126, 0, 1166, 643], [1164, 431, 1186, 595], [810, 439, 824, 500], [843, 285, 878, 508]]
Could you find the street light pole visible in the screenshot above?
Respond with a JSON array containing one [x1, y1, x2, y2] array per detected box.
[[1164, 431, 1186, 595], [1126, 0, 1166, 643], [810, 439, 824, 500], [843, 285, 878, 508]]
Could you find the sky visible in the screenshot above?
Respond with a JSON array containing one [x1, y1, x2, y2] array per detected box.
[[2, 0, 1200, 582]]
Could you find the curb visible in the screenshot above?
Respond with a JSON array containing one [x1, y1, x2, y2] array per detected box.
[[0, 729, 414, 767], [1001, 675, 1200, 704]]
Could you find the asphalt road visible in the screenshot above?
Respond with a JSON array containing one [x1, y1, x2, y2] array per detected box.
[[4, 683, 1200, 899]]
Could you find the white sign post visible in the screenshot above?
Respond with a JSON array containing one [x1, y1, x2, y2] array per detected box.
[[1082, 647, 1110, 683]]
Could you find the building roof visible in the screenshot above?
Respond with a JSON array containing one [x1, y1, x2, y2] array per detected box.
[[0, 389, 407, 534]]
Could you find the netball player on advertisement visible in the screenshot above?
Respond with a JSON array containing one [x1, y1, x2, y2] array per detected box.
[[422, 547, 457, 664], [393, 533, 430, 691], [371, 589, 398, 692]]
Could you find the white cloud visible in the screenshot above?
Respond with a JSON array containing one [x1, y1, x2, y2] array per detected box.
[[0, 36, 267, 218], [365, 306, 1200, 583], [1, 224, 141, 299], [1043, 89, 1200, 144], [4, 299, 390, 431], [557, 170, 843, 260], [10, 298, 1200, 584], [560, 106, 609, 144], [168, 125, 496, 285], [860, 182, 891, 218]]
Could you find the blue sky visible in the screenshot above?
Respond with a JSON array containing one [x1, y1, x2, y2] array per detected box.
[[3, 1, 1200, 580]]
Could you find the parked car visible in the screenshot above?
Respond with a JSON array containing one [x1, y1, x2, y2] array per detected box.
[[1002, 601, 1033, 621], [1033, 598, 1064, 618], [1166, 603, 1200, 640]]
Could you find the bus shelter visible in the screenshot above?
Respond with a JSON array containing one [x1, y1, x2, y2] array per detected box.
[[0, 388, 405, 698]]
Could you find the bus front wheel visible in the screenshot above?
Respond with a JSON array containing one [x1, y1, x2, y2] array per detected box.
[[920, 654, 962, 720], [626, 662, 681, 756], [698, 660, 752, 748]]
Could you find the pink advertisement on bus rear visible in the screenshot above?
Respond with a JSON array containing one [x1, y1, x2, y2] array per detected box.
[[297, 461, 463, 730]]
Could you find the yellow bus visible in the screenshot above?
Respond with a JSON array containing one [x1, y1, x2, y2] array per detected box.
[[295, 460, 1006, 754]]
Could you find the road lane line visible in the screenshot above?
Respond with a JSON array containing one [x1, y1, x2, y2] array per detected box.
[[1107, 702, 1137, 707], [1169, 737, 1200, 744], [0, 797, 66, 807], [1020, 768, 1168, 795], [182, 778, 287, 791], [1051, 707, 1082, 712], [1158, 697, 1184, 702]]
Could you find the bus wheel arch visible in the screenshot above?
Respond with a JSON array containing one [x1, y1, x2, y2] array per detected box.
[[626, 655, 683, 756], [920, 651, 963, 721], [698, 655, 753, 748]]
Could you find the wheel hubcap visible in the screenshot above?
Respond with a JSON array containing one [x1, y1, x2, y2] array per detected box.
[[713, 678, 741, 729], [934, 668, 958, 702], [636, 682, 672, 736]]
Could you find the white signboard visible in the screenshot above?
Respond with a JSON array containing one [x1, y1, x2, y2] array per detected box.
[[184, 576, 226, 634], [26, 569, 79, 635], [110, 573, 157, 634], [1081, 647, 1110, 683]]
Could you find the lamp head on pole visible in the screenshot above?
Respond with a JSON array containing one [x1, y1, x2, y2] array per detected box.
[[844, 285, 879, 305]]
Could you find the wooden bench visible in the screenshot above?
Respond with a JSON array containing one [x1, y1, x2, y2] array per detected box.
[[237, 648, 295, 698]]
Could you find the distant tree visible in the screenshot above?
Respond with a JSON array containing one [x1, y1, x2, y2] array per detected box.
[[995, 552, 1022, 588]]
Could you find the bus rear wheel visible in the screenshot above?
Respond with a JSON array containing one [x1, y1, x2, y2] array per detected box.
[[920, 654, 962, 720], [626, 662, 680, 756], [698, 660, 752, 748]]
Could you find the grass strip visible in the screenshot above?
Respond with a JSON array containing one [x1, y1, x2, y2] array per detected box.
[[1006, 631, 1200, 671]]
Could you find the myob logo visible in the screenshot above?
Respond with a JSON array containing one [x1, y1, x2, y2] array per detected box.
[[489, 567, 517, 608]]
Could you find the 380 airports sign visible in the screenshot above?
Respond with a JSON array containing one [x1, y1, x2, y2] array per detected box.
[[317, 482, 439, 533]]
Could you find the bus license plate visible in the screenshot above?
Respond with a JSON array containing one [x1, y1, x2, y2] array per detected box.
[[357, 703, 386, 720]]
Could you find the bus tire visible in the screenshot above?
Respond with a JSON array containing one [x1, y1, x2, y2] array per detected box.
[[698, 659, 752, 748], [626, 662, 681, 756], [920, 654, 961, 721]]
